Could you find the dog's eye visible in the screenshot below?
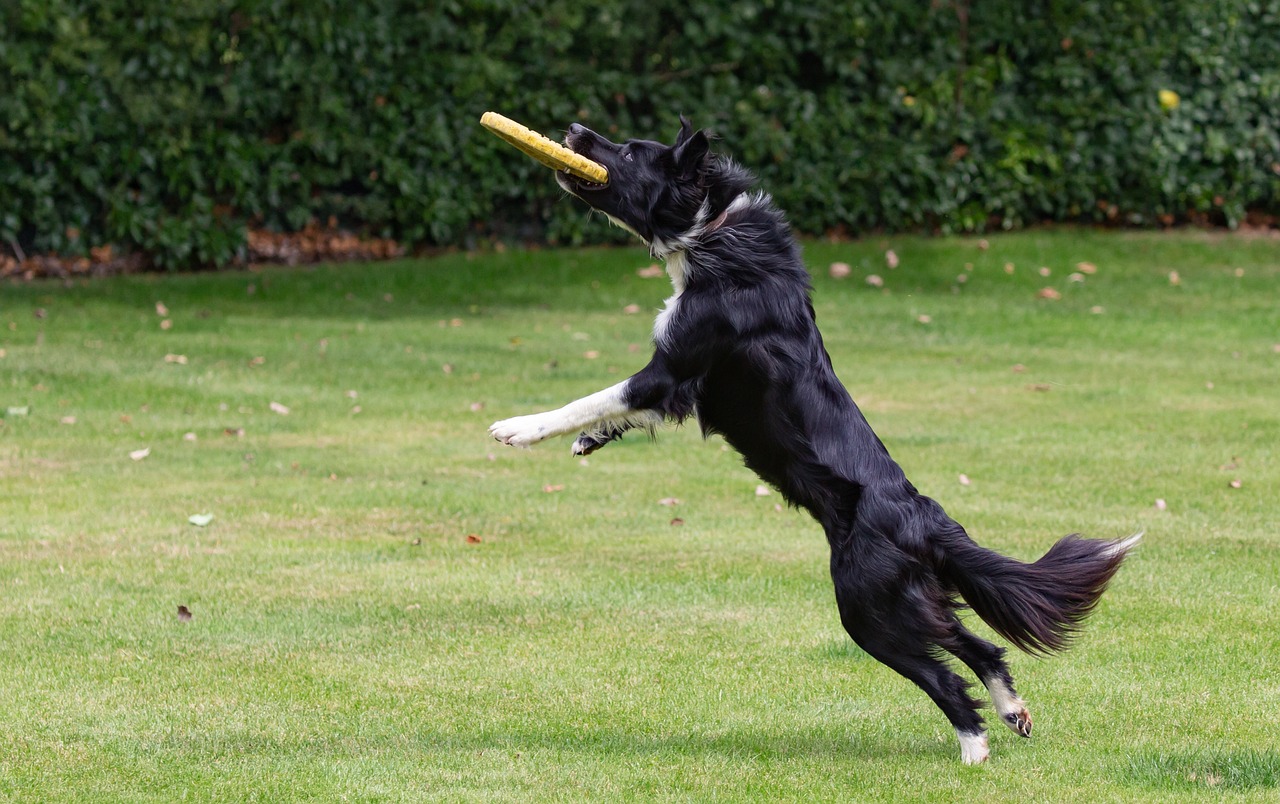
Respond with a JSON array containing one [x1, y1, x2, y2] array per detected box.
[[623, 151, 634, 163]]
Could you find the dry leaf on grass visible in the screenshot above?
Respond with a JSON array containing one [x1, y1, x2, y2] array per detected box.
[[129, 447, 151, 461], [269, 401, 290, 415], [1037, 287, 1062, 300], [670, 518, 684, 526], [658, 497, 680, 506], [1076, 262, 1097, 275], [465, 534, 482, 544], [177, 605, 192, 622], [829, 262, 851, 279], [637, 264, 664, 278], [866, 274, 884, 288], [885, 250, 900, 269], [958, 474, 971, 486], [542, 484, 565, 493], [188, 513, 214, 527], [755, 485, 771, 497]]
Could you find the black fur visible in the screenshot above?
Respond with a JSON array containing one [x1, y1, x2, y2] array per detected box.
[[501, 118, 1137, 759]]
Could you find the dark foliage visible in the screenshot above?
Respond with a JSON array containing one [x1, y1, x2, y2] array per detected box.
[[2, 0, 1277, 269]]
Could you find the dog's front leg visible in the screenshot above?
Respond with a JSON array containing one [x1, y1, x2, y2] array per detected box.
[[489, 380, 662, 450]]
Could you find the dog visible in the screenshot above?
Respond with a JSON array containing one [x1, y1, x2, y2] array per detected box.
[[488, 117, 1139, 764]]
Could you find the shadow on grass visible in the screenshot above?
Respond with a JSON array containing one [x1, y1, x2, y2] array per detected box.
[[1120, 749, 1280, 792]]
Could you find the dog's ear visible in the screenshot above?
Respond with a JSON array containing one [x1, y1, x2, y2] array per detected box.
[[671, 119, 710, 180], [674, 115, 695, 148]]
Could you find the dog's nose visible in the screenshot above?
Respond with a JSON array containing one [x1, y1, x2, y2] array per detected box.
[[567, 123, 587, 136]]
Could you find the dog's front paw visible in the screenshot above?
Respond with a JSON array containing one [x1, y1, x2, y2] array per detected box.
[[489, 414, 556, 448], [572, 433, 605, 456]]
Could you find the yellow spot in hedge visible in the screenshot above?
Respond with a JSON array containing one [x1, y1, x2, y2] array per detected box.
[[903, 95, 916, 107], [1159, 89, 1180, 110]]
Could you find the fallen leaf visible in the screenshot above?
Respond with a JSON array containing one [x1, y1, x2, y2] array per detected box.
[[1219, 458, 1240, 471], [129, 447, 151, 461], [469, 401, 485, 412], [60, 416, 77, 425], [269, 401, 290, 415], [916, 314, 932, 324], [465, 534, 482, 544], [623, 303, 642, 314], [177, 605, 192, 622], [977, 239, 989, 251], [1154, 498, 1168, 511], [183, 432, 197, 441], [637, 264, 664, 278], [34, 308, 47, 319], [885, 250, 899, 269], [669, 518, 684, 526], [224, 427, 245, 437], [345, 389, 358, 399], [449, 318, 464, 327], [1091, 306, 1106, 315], [156, 301, 169, 316], [1068, 272, 1085, 283], [442, 363, 455, 374], [958, 474, 971, 486], [1004, 262, 1015, 274], [583, 350, 600, 359], [658, 497, 681, 506], [755, 485, 771, 497], [1076, 262, 1097, 275], [1168, 270, 1181, 286], [866, 274, 884, 287], [542, 484, 565, 493], [829, 261, 851, 279], [1029, 383, 1053, 392], [164, 353, 188, 364], [249, 356, 266, 366], [1011, 364, 1027, 373], [1038, 267, 1052, 277], [1228, 479, 1242, 489], [1234, 268, 1245, 278], [955, 273, 968, 284], [1037, 287, 1062, 300], [160, 319, 173, 330], [188, 513, 214, 527]]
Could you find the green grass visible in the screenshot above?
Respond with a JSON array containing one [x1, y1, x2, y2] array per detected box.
[[1, 229, 1278, 801]]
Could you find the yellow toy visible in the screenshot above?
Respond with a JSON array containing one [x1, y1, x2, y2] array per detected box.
[[480, 112, 608, 185]]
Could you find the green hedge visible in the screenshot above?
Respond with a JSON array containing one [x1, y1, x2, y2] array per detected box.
[[2, 0, 1278, 268]]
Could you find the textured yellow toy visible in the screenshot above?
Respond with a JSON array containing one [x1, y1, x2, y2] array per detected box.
[[480, 112, 608, 185]]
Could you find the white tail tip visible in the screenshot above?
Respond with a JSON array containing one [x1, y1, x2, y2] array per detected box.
[[1104, 531, 1143, 558]]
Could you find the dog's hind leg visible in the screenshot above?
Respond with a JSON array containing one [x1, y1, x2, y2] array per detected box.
[[832, 551, 990, 763], [948, 625, 1032, 738]]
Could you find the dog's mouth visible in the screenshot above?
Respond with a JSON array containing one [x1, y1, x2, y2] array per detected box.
[[562, 132, 609, 191]]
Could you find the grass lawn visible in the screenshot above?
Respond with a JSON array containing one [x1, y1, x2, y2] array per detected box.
[[1, 229, 1278, 801]]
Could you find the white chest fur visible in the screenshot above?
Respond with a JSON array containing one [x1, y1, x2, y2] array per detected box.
[[652, 251, 688, 347]]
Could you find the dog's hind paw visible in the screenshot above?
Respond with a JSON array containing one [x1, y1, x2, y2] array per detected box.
[[1002, 707, 1033, 738], [957, 731, 989, 765]]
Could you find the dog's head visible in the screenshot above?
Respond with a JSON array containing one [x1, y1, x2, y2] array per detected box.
[[557, 117, 721, 247]]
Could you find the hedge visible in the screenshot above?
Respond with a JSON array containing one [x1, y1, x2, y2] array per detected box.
[[2, 0, 1278, 269]]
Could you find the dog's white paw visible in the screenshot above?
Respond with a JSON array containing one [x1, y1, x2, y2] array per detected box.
[[489, 413, 556, 448], [957, 731, 989, 765]]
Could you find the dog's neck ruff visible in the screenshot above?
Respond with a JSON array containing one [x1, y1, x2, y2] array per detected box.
[[649, 192, 752, 291]]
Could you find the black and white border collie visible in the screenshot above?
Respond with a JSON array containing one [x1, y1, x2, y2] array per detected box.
[[489, 117, 1139, 764]]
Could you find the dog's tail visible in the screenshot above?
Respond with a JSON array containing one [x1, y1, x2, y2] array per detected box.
[[943, 531, 1141, 655]]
